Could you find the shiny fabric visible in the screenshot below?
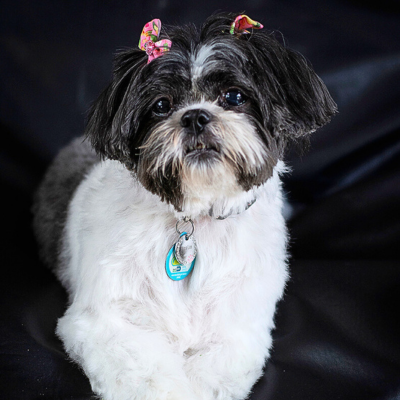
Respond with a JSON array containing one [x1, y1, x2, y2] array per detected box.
[[1, 1, 400, 399]]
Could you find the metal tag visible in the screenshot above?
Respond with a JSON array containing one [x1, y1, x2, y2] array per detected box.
[[175, 233, 197, 266], [165, 232, 196, 281]]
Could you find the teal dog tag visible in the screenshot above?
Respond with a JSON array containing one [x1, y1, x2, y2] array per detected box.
[[165, 232, 196, 281]]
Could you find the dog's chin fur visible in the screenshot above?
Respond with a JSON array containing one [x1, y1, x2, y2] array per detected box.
[[168, 102, 268, 218], [33, 12, 336, 400]]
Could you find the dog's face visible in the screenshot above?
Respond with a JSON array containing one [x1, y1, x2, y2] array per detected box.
[[86, 13, 337, 213]]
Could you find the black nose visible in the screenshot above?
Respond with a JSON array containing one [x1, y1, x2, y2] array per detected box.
[[180, 109, 212, 133]]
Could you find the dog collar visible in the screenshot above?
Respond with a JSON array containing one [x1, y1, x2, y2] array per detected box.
[[166, 198, 256, 280], [210, 198, 257, 220]]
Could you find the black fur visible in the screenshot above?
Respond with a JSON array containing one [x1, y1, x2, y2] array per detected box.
[[85, 12, 337, 210], [32, 138, 100, 269]]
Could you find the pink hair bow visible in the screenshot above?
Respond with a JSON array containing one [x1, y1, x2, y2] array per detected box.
[[230, 15, 264, 35], [139, 19, 172, 64]]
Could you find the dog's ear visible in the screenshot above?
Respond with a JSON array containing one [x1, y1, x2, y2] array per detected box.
[[246, 32, 337, 141], [85, 49, 147, 166]]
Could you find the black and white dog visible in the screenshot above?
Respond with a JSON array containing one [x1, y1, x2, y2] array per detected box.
[[34, 13, 336, 400]]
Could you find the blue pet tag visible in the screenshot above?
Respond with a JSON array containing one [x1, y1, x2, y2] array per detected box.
[[165, 232, 197, 281]]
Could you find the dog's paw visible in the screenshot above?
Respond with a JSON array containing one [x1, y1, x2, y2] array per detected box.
[[184, 350, 263, 400], [165, 387, 200, 400], [58, 308, 202, 400], [91, 372, 199, 400], [86, 357, 202, 400]]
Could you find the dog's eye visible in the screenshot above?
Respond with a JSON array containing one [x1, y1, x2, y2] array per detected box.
[[153, 98, 172, 115], [225, 89, 247, 107]]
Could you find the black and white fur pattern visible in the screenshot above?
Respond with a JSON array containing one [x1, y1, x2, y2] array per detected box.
[[33, 13, 336, 400]]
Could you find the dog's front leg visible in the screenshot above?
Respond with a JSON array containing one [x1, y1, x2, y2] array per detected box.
[[184, 337, 268, 400], [57, 302, 199, 400]]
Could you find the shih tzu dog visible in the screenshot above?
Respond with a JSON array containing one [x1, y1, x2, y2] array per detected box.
[[33, 13, 336, 400]]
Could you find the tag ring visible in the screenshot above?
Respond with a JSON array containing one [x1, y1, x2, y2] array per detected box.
[[176, 217, 195, 239]]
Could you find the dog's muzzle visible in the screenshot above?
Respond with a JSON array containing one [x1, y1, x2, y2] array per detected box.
[[180, 109, 220, 158]]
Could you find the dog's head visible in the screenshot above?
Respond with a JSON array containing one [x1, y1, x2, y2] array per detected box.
[[85, 13, 337, 216]]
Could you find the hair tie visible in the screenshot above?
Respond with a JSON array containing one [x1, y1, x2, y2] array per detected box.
[[139, 19, 172, 64], [230, 15, 264, 35]]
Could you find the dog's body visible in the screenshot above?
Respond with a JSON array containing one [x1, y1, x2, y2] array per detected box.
[[33, 13, 336, 400]]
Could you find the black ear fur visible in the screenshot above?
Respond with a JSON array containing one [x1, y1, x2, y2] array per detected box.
[[85, 49, 147, 167], [201, 12, 337, 143], [86, 14, 336, 166], [246, 30, 337, 140]]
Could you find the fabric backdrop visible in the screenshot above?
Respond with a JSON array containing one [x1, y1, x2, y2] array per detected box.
[[1, 0, 399, 399]]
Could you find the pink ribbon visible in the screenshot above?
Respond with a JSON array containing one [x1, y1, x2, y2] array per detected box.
[[139, 19, 172, 64], [230, 15, 264, 35]]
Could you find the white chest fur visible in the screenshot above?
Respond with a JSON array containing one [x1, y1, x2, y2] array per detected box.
[[57, 159, 288, 400]]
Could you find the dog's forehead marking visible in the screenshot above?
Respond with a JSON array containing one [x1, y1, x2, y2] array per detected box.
[[190, 43, 216, 82]]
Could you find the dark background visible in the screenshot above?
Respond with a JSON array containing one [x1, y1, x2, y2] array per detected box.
[[1, 1, 400, 399]]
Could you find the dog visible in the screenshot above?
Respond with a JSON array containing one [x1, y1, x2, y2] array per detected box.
[[33, 13, 336, 400]]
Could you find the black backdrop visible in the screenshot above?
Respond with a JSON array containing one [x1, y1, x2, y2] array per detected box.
[[1, 1, 400, 399]]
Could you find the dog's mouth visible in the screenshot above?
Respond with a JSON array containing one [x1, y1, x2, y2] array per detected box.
[[184, 140, 221, 163], [186, 142, 220, 154]]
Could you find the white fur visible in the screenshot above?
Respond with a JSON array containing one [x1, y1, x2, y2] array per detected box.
[[56, 158, 288, 400], [191, 44, 217, 82]]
